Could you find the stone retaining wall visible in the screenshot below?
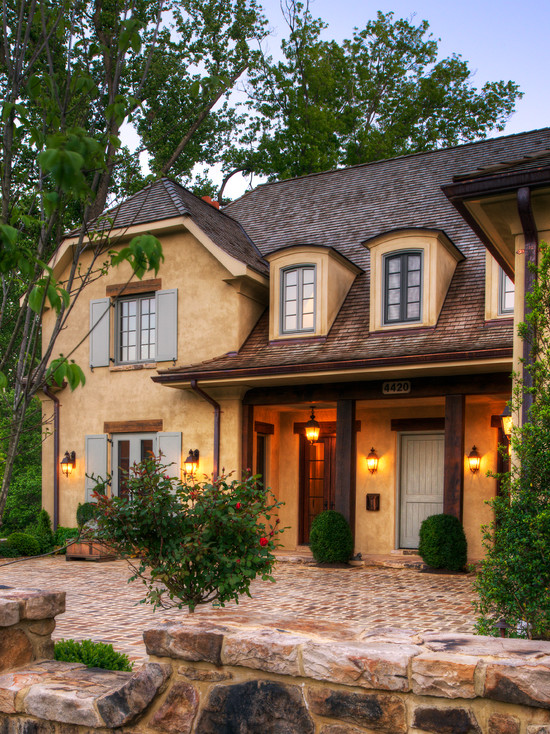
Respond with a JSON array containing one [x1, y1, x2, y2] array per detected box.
[[2, 588, 550, 733]]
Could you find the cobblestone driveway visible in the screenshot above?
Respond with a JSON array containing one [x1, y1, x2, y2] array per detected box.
[[0, 557, 477, 662]]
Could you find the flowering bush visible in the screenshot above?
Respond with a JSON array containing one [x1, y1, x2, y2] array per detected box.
[[92, 456, 284, 612]]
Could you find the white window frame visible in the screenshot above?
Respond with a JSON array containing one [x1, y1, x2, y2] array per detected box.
[[382, 250, 423, 325], [116, 293, 156, 364], [280, 265, 316, 334], [498, 268, 515, 316]]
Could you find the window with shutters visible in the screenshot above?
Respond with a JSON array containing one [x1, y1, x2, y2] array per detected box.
[[383, 251, 423, 325], [281, 265, 316, 333], [116, 294, 156, 363]]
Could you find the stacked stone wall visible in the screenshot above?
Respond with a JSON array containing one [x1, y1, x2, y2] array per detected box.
[[2, 588, 550, 733]]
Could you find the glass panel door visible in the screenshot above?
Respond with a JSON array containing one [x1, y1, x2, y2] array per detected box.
[[112, 433, 156, 497]]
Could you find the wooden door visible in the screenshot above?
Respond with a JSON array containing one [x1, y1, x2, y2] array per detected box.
[[300, 435, 336, 544], [399, 432, 444, 548]]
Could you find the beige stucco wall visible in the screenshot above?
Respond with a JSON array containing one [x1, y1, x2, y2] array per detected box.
[[41, 228, 265, 526]]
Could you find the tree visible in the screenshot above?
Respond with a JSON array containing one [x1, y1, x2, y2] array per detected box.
[[0, 0, 266, 522], [224, 3, 522, 183], [474, 243, 550, 640]]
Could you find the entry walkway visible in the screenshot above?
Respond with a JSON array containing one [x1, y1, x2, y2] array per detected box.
[[0, 557, 477, 662]]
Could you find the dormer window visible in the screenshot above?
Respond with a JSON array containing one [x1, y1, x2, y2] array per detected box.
[[499, 268, 514, 315], [282, 265, 316, 333], [384, 252, 422, 324]]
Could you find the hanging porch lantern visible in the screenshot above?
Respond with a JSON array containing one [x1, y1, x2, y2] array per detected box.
[[366, 447, 379, 474], [468, 445, 481, 474], [60, 450, 76, 477], [184, 449, 199, 477], [305, 407, 320, 444]]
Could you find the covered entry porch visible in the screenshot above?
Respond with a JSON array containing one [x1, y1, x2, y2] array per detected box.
[[241, 372, 510, 560]]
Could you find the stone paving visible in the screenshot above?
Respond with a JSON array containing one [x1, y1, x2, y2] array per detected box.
[[0, 557, 477, 663]]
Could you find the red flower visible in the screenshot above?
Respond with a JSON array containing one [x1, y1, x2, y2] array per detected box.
[[236, 502, 242, 509], [259, 537, 268, 547]]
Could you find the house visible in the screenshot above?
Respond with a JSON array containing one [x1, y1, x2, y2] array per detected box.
[[41, 127, 550, 561]]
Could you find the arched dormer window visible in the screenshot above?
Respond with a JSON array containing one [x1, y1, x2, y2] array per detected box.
[[383, 251, 423, 325], [281, 265, 316, 333]]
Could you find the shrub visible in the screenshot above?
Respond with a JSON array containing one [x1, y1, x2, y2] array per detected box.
[[418, 514, 467, 571], [55, 526, 79, 547], [5, 532, 40, 556], [26, 509, 55, 553], [54, 639, 132, 671], [76, 502, 98, 529], [309, 510, 353, 563], [2, 467, 41, 533], [0, 544, 20, 558], [93, 456, 284, 612]]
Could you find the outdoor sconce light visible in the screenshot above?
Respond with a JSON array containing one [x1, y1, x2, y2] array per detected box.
[[184, 449, 199, 477], [366, 447, 379, 474], [60, 450, 76, 477], [468, 445, 481, 474], [500, 405, 513, 440], [305, 407, 320, 444]]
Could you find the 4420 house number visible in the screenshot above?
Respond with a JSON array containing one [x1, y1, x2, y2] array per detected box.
[[382, 380, 411, 395]]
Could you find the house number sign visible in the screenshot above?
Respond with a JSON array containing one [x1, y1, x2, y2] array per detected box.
[[382, 380, 411, 395]]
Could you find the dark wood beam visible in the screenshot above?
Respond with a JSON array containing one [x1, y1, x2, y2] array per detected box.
[[443, 395, 465, 520], [293, 420, 361, 435], [334, 400, 356, 529], [391, 418, 445, 432], [106, 278, 162, 297], [254, 421, 274, 435], [241, 404, 254, 476], [104, 419, 163, 433], [243, 372, 511, 406]]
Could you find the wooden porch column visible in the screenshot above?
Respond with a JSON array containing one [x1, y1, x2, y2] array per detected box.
[[443, 394, 465, 520], [334, 399, 356, 526], [241, 404, 254, 477]]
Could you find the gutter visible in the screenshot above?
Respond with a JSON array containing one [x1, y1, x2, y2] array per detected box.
[[42, 386, 59, 531], [190, 380, 220, 479], [517, 186, 539, 424]]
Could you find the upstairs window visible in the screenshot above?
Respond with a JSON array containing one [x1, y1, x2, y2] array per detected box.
[[281, 266, 316, 333], [499, 268, 514, 315], [384, 251, 422, 324], [117, 294, 156, 363]]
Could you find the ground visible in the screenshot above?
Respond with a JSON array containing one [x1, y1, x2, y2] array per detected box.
[[0, 557, 477, 663]]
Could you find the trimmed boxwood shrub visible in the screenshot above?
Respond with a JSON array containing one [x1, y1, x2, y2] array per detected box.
[[26, 509, 55, 553], [418, 513, 467, 571], [310, 510, 354, 563], [55, 526, 79, 546], [54, 639, 132, 671], [76, 502, 98, 528], [5, 532, 41, 557]]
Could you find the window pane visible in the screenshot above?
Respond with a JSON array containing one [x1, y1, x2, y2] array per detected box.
[[408, 255, 421, 271], [302, 268, 315, 284], [285, 271, 297, 286], [388, 258, 401, 274], [388, 289, 400, 305], [408, 269, 420, 287], [407, 302, 420, 319], [388, 273, 401, 289], [407, 286, 420, 303], [302, 312, 314, 329], [387, 304, 400, 321], [286, 285, 297, 301], [285, 315, 297, 331]]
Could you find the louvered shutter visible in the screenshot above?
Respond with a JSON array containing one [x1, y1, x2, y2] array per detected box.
[[89, 298, 111, 368], [85, 434, 109, 502], [157, 432, 181, 479], [155, 289, 177, 362]]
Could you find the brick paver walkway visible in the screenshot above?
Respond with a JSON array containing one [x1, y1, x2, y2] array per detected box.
[[0, 557, 477, 663]]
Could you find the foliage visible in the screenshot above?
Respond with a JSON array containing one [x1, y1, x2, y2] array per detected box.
[[54, 527, 80, 547], [418, 514, 467, 571], [229, 3, 521, 183], [5, 532, 41, 557], [0, 544, 20, 558], [1, 466, 42, 533], [54, 639, 132, 671], [25, 510, 55, 553], [475, 242, 550, 639], [92, 456, 283, 612], [309, 510, 353, 563], [76, 502, 99, 529]]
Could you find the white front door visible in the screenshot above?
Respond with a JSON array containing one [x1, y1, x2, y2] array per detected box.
[[112, 433, 156, 497], [399, 432, 444, 548]]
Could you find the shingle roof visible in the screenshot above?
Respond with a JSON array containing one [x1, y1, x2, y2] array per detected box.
[[158, 129, 550, 380], [90, 178, 268, 275]]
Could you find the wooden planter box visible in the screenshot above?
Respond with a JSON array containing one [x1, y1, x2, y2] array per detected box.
[[65, 540, 117, 562]]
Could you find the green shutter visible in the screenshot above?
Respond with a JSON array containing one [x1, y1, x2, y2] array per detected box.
[[155, 289, 177, 362], [157, 432, 181, 479], [89, 298, 111, 368], [85, 434, 109, 502]]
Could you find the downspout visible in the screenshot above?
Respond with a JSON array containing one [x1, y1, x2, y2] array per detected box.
[[190, 380, 220, 479], [517, 186, 539, 425], [43, 386, 59, 531]]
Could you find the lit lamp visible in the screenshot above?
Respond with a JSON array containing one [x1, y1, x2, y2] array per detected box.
[[366, 447, 379, 474], [184, 449, 199, 477], [468, 445, 481, 474], [60, 450, 75, 477], [500, 405, 513, 440], [305, 407, 320, 444]]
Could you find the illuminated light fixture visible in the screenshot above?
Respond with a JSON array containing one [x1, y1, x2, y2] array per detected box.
[[366, 447, 379, 474], [468, 445, 481, 474], [60, 450, 76, 477], [305, 407, 320, 444], [184, 449, 199, 477], [500, 405, 513, 440]]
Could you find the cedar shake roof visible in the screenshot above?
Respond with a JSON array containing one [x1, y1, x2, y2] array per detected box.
[[155, 128, 550, 381], [89, 178, 268, 275]]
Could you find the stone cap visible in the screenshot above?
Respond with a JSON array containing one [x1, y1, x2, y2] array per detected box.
[[0, 659, 171, 727], [143, 618, 550, 708], [0, 588, 65, 626]]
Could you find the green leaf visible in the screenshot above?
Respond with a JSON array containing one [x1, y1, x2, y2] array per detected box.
[[29, 285, 45, 314]]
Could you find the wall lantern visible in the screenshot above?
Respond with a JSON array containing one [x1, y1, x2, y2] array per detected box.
[[60, 450, 76, 477], [184, 449, 199, 477], [366, 447, 379, 474], [305, 407, 320, 444], [468, 445, 481, 474], [500, 405, 513, 440]]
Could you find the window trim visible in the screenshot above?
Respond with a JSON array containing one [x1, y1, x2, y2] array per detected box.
[[382, 250, 423, 326], [498, 267, 515, 316], [115, 292, 156, 365], [280, 264, 316, 334]]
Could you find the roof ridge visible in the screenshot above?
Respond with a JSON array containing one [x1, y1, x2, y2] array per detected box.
[[227, 126, 550, 205], [161, 179, 189, 217]]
